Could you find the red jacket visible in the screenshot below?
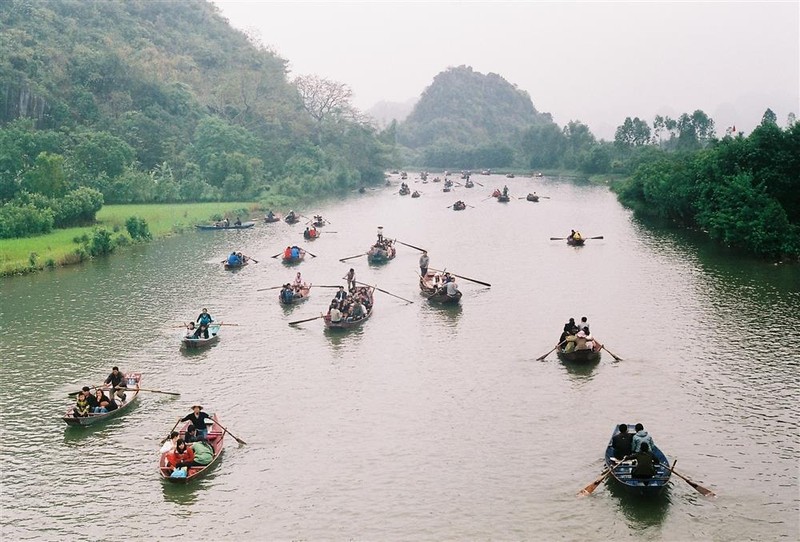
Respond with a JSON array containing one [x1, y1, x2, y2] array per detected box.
[[167, 446, 195, 466]]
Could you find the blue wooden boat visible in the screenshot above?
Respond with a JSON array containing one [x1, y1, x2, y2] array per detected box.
[[604, 424, 672, 497], [181, 324, 221, 349]]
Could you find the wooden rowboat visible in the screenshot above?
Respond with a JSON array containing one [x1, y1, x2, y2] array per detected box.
[[464, 180, 474, 188], [604, 424, 672, 497], [181, 324, 221, 349], [452, 201, 466, 211], [159, 414, 225, 483], [556, 347, 600, 363], [567, 237, 586, 246], [63, 373, 142, 427], [497, 194, 510, 202], [419, 273, 462, 304], [279, 283, 311, 305], [196, 222, 255, 230], [223, 258, 248, 270], [367, 244, 396, 264], [303, 230, 320, 240], [399, 188, 410, 196], [282, 249, 306, 264], [411, 191, 421, 198], [264, 215, 280, 223], [526, 193, 540, 202], [285, 214, 300, 224], [323, 287, 375, 329]]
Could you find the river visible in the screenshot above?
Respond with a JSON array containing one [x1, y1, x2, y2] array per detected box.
[[0, 174, 798, 540]]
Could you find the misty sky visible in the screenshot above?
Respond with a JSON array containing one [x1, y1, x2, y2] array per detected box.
[[214, 1, 799, 139]]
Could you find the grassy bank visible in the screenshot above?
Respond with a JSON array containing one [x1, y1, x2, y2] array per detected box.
[[0, 202, 259, 276]]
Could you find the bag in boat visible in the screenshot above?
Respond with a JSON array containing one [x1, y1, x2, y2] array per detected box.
[[192, 441, 214, 465], [170, 467, 188, 478]]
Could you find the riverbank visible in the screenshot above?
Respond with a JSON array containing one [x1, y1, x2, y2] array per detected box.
[[0, 202, 259, 277]]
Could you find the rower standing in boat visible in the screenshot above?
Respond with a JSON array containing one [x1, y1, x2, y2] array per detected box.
[[179, 405, 213, 440], [195, 308, 214, 339], [104, 366, 128, 403], [419, 251, 429, 277], [343, 268, 356, 292]]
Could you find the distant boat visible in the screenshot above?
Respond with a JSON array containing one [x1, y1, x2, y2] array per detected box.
[[196, 222, 255, 230], [526, 193, 540, 202]]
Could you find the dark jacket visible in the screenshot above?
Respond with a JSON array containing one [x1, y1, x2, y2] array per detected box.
[[631, 451, 658, 478], [181, 412, 212, 431], [612, 432, 634, 459]]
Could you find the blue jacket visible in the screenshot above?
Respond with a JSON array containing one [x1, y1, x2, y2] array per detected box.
[[291, 247, 299, 258], [632, 430, 655, 453], [227, 253, 240, 265]]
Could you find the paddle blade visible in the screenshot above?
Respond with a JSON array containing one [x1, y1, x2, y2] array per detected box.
[[578, 469, 610, 496]]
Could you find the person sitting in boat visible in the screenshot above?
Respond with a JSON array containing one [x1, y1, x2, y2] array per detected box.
[[193, 323, 210, 339], [328, 301, 343, 323], [266, 210, 275, 220], [179, 405, 212, 440], [280, 284, 294, 304], [446, 278, 459, 298], [350, 300, 366, 321], [334, 286, 347, 306], [184, 424, 207, 443], [93, 389, 111, 414], [290, 246, 301, 259], [103, 367, 128, 403], [222, 218, 230, 227], [575, 328, 589, 350], [160, 431, 180, 454], [234, 217, 242, 226], [227, 252, 240, 266], [304, 227, 311, 239], [631, 423, 655, 453], [73, 390, 91, 418], [308, 226, 317, 238], [283, 246, 292, 259], [573, 231, 583, 242], [167, 439, 198, 475], [631, 443, 659, 479], [562, 332, 577, 353], [184, 322, 196, 338], [611, 424, 634, 459], [578, 316, 589, 333], [567, 230, 576, 241]]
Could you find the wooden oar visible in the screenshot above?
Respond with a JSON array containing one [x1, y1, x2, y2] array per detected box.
[[248, 257, 259, 263], [214, 323, 239, 326], [536, 340, 566, 361], [550, 237, 567, 240], [578, 467, 612, 496], [128, 387, 180, 396], [212, 419, 246, 446], [668, 466, 716, 497], [474, 181, 484, 187], [339, 253, 366, 262], [304, 249, 318, 258], [355, 281, 414, 304], [429, 268, 491, 288], [600, 344, 623, 361], [256, 286, 282, 291], [315, 285, 343, 288], [395, 240, 427, 253], [160, 419, 182, 444], [67, 384, 104, 397], [270, 252, 283, 258], [289, 314, 325, 326]]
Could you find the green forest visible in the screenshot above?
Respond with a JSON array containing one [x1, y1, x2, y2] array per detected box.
[[1, 1, 797, 260], [0, 0, 391, 239]]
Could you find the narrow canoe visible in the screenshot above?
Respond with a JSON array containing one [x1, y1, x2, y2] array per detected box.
[[196, 222, 255, 230], [556, 347, 601, 363], [181, 323, 221, 349], [604, 424, 672, 497], [367, 245, 396, 264], [279, 284, 311, 305], [323, 287, 375, 330], [159, 414, 225, 483], [419, 273, 462, 304], [63, 373, 142, 427]]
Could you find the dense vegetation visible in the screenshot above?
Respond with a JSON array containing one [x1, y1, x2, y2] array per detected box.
[[396, 66, 555, 168], [615, 114, 800, 259], [0, 0, 391, 239]]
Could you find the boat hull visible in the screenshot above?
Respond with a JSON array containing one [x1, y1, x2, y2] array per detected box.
[[159, 414, 225, 483], [604, 424, 671, 497], [526, 194, 540, 202], [323, 288, 374, 329], [497, 195, 510, 202], [63, 373, 142, 426], [367, 246, 395, 264], [181, 324, 221, 349], [279, 285, 311, 305], [196, 222, 255, 230], [419, 274, 462, 304], [556, 348, 601, 363]]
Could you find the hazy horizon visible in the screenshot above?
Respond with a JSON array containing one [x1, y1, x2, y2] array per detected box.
[[214, 1, 799, 139]]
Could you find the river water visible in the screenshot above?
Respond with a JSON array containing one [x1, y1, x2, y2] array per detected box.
[[1, 174, 798, 540]]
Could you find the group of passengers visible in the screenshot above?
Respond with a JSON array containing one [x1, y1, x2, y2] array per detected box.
[[327, 285, 372, 323], [226, 251, 249, 266], [372, 228, 396, 256], [71, 366, 130, 417], [282, 245, 304, 260], [214, 217, 243, 228], [558, 316, 600, 352], [611, 423, 660, 479], [280, 273, 308, 303], [185, 308, 214, 339], [160, 405, 216, 478]]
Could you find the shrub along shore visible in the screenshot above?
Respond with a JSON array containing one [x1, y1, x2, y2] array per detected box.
[[0, 202, 260, 277]]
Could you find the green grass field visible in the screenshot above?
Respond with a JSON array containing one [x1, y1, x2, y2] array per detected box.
[[0, 202, 259, 276]]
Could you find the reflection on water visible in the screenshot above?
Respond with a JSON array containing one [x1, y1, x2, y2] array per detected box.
[[560, 358, 600, 380], [607, 479, 672, 530]]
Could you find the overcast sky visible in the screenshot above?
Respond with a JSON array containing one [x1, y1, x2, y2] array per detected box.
[[213, 1, 799, 139]]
